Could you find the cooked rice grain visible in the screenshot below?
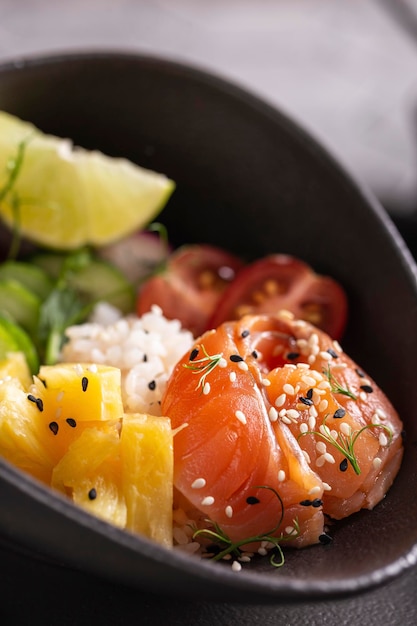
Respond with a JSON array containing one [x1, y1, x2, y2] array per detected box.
[[61, 303, 194, 415]]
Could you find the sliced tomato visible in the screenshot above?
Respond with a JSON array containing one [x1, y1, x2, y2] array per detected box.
[[208, 254, 348, 339], [136, 244, 244, 337]]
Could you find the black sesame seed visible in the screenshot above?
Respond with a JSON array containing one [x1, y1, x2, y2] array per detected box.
[[66, 418, 77, 428], [300, 499, 313, 506], [143, 354, 148, 362], [360, 385, 373, 393], [312, 498, 323, 508], [251, 350, 258, 359], [286, 352, 300, 360], [27, 394, 37, 404], [230, 354, 244, 362], [339, 458, 348, 472], [333, 408, 346, 419], [49, 421, 59, 435], [88, 488, 97, 500], [241, 329, 250, 338], [355, 368, 365, 378], [246, 496, 260, 505], [148, 380, 156, 391], [327, 348, 338, 358], [189, 348, 199, 361], [82, 376, 89, 392], [299, 396, 313, 406], [35, 398, 44, 412], [319, 533, 332, 545], [306, 388, 313, 400]]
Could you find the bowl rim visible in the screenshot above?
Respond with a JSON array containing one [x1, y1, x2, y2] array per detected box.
[[0, 48, 417, 603]]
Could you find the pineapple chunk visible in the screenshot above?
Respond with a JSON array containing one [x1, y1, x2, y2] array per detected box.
[[52, 422, 127, 528], [121, 413, 173, 548], [0, 377, 54, 484], [35, 363, 124, 423], [0, 351, 32, 388]]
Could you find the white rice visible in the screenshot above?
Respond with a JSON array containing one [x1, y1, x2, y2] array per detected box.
[[61, 303, 194, 415]]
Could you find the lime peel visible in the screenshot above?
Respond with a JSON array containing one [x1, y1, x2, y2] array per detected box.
[[0, 110, 175, 250]]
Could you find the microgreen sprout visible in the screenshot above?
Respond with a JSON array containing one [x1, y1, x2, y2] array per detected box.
[[298, 414, 393, 475], [184, 344, 224, 392], [192, 486, 300, 568], [323, 364, 357, 400]]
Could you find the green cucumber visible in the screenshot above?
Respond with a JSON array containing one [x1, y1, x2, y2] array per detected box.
[[31, 252, 135, 314], [0, 260, 53, 299], [0, 315, 39, 374], [0, 279, 41, 334]]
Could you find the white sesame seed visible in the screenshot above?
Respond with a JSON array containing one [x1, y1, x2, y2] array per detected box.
[[301, 375, 316, 387], [232, 560, 242, 572], [317, 381, 331, 390], [324, 452, 336, 464], [201, 496, 215, 506], [308, 485, 321, 496], [283, 363, 296, 370], [286, 409, 300, 420], [74, 363, 83, 376], [332, 340, 342, 352], [281, 415, 292, 425], [316, 455, 326, 467], [87, 363, 98, 373], [235, 410, 247, 425], [191, 478, 206, 489], [309, 405, 318, 418], [308, 355, 316, 365], [278, 469, 286, 482], [283, 383, 295, 395], [319, 351, 332, 361], [203, 382, 211, 395], [379, 432, 388, 447], [359, 391, 368, 402], [262, 378, 271, 386], [238, 361, 249, 371], [285, 526, 295, 535], [275, 393, 287, 407], [303, 450, 311, 464], [257, 547, 268, 556], [376, 408, 387, 419], [332, 362, 347, 370], [225, 505, 233, 518], [239, 555, 251, 563], [173, 527, 189, 545], [373, 457, 382, 470], [318, 399, 329, 412], [56, 391, 64, 402], [316, 441, 327, 453], [340, 422, 351, 436], [308, 415, 316, 429], [296, 362, 310, 370], [229, 371, 237, 383], [308, 333, 319, 346], [269, 407, 278, 422], [322, 482, 332, 491], [219, 357, 228, 368], [320, 424, 331, 437], [293, 320, 307, 329], [299, 423, 309, 434], [55, 407, 62, 419]]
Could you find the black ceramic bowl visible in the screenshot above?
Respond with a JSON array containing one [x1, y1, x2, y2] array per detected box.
[[0, 51, 416, 604]]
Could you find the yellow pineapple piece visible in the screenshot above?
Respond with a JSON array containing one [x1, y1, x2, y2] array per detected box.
[[0, 351, 32, 388], [0, 377, 54, 484], [121, 413, 173, 548], [29, 363, 124, 465], [52, 422, 127, 528]]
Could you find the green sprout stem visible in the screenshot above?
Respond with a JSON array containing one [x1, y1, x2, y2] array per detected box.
[[183, 344, 224, 392], [323, 364, 357, 400], [192, 486, 300, 568], [298, 415, 393, 475]]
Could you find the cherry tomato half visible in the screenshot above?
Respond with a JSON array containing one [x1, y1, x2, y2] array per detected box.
[[208, 254, 348, 339], [136, 244, 244, 337]]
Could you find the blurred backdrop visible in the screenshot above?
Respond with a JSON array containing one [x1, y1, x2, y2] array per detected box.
[[1, 0, 417, 242]]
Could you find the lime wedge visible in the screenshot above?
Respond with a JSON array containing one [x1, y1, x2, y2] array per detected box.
[[0, 111, 175, 249]]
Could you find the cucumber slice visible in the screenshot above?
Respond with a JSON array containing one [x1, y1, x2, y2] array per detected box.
[[31, 253, 135, 314], [0, 260, 53, 299], [0, 315, 39, 374], [0, 279, 41, 333]]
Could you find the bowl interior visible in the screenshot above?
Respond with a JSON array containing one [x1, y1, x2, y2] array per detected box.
[[0, 51, 416, 603]]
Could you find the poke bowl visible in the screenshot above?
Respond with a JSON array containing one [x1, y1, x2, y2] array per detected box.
[[0, 50, 416, 604]]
